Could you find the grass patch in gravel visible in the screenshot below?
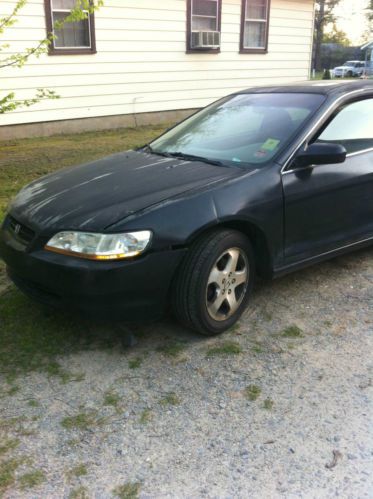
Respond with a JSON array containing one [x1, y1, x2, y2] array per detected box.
[[19, 470, 45, 490], [0, 457, 21, 491], [139, 409, 152, 424], [157, 341, 186, 358], [69, 485, 89, 499], [281, 325, 303, 338], [128, 357, 143, 369], [113, 481, 141, 499], [159, 392, 181, 406], [0, 439, 19, 456], [27, 399, 40, 408], [67, 463, 88, 479], [4, 385, 20, 396], [103, 390, 120, 409], [61, 411, 100, 431], [0, 416, 35, 438], [251, 344, 264, 354], [263, 398, 274, 410], [245, 385, 261, 401], [206, 341, 242, 357]]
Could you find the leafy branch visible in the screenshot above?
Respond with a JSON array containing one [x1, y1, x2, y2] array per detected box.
[[0, 0, 103, 114]]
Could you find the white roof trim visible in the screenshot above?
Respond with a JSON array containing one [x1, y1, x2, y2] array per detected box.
[[361, 40, 373, 50]]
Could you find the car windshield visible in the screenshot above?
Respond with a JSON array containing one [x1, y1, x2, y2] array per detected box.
[[343, 61, 356, 66], [149, 93, 325, 167]]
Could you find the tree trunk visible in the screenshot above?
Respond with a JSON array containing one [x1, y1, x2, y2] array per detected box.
[[313, 0, 325, 72]]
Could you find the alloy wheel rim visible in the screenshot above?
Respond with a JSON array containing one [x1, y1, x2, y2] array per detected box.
[[205, 247, 249, 322]]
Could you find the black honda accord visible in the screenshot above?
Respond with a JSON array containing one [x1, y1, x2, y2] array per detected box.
[[1, 81, 373, 335]]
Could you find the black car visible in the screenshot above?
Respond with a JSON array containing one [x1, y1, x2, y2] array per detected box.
[[1, 81, 373, 335]]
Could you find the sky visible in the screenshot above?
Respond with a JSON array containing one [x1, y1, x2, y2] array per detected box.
[[333, 0, 371, 44]]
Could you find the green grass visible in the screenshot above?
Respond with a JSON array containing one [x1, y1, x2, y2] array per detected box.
[[139, 409, 152, 425], [0, 458, 21, 491], [245, 385, 261, 401], [61, 411, 99, 431], [103, 390, 120, 409], [0, 439, 19, 456], [251, 344, 263, 354], [263, 398, 274, 410], [128, 357, 143, 369], [4, 385, 20, 396], [67, 463, 88, 479], [27, 399, 40, 408], [113, 482, 141, 499], [19, 470, 45, 490], [69, 486, 89, 499], [206, 341, 242, 357], [159, 392, 181, 406], [281, 325, 303, 338], [157, 341, 186, 358]]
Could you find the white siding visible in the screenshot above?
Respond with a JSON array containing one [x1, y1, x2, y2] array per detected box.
[[0, 0, 315, 126]]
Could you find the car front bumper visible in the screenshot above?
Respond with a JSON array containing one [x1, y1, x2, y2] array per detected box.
[[0, 229, 187, 321]]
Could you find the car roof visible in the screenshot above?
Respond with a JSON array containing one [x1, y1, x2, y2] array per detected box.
[[237, 80, 373, 97]]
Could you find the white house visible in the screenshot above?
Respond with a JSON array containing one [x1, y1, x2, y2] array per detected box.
[[0, 0, 315, 138], [361, 40, 373, 76]]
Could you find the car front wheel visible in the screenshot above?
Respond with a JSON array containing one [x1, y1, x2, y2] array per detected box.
[[172, 229, 255, 335]]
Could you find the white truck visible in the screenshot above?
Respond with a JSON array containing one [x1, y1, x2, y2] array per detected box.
[[332, 61, 367, 78]]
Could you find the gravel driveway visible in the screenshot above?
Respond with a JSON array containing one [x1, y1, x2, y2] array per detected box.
[[0, 247, 372, 498]]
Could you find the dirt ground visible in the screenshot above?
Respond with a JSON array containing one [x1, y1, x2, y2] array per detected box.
[[0, 246, 372, 498]]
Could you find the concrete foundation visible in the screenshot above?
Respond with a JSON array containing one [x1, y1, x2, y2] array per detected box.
[[0, 108, 198, 141]]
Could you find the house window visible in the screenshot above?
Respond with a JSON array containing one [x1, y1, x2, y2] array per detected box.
[[187, 0, 222, 53], [44, 0, 96, 55], [240, 0, 270, 53]]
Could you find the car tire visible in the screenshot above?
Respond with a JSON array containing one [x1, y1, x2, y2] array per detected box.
[[346, 71, 353, 77], [172, 229, 255, 335]]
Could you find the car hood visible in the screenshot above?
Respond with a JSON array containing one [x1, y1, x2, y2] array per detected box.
[[334, 66, 350, 70], [9, 150, 242, 232]]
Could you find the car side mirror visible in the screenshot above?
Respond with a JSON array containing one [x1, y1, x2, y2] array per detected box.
[[293, 142, 347, 168]]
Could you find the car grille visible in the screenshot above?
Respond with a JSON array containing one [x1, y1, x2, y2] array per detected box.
[[4, 215, 35, 247]]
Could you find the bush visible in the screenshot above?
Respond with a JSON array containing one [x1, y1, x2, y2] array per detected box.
[[322, 69, 332, 80]]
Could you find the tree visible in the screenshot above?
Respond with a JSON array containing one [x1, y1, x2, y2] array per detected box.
[[0, 0, 103, 114], [313, 0, 342, 71], [366, 0, 373, 24], [323, 24, 351, 46]]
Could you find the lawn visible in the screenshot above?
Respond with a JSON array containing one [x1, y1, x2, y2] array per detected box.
[[0, 124, 168, 224]]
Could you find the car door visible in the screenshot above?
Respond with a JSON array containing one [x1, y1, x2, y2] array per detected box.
[[282, 95, 373, 262]]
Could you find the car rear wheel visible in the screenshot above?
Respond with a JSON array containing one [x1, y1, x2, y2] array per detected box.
[[172, 229, 255, 335]]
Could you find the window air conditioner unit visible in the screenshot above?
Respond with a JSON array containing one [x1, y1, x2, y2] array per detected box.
[[191, 31, 220, 49]]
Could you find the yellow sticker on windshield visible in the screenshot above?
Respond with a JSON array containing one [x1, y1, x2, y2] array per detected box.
[[261, 138, 281, 151]]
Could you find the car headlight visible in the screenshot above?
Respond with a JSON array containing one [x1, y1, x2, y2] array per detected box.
[[45, 230, 152, 260]]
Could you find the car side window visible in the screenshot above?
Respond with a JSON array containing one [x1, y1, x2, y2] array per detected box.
[[315, 98, 373, 154]]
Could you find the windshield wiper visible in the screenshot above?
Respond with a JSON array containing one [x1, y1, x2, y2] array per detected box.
[[140, 146, 228, 167], [164, 151, 227, 167]]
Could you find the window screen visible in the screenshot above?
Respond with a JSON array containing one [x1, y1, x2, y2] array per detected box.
[[241, 0, 270, 52]]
